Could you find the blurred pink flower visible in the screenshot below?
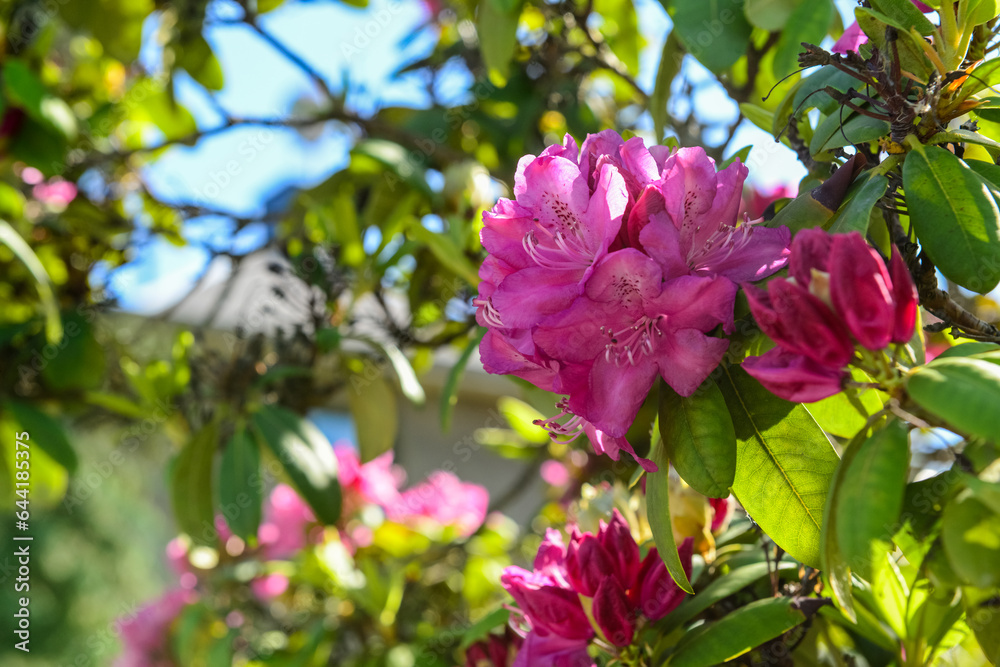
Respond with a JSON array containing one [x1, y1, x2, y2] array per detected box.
[[389, 471, 489, 536], [113, 590, 192, 667], [258, 484, 317, 560], [540, 460, 570, 487], [335, 444, 403, 515], [33, 179, 77, 206], [251, 573, 290, 601], [740, 183, 796, 220]]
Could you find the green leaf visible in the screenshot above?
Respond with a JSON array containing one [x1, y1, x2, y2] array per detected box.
[[347, 375, 398, 463], [719, 145, 752, 171], [869, 0, 936, 35], [218, 426, 262, 540], [659, 377, 736, 499], [718, 365, 840, 568], [855, 8, 931, 79], [810, 110, 890, 155], [665, 0, 753, 74], [805, 371, 884, 438], [834, 420, 910, 580], [171, 420, 219, 545], [477, 0, 521, 86], [406, 220, 481, 286], [352, 337, 425, 405], [646, 423, 694, 594], [668, 597, 808, 666], [174, 35, 225, 91], [773, 0, 834, 78], [441, 328, 486, 432], [40, 314, 105, 391], [497, 396, 549, 444], [2, 60, 77, 140], [651, 32, 683, 141], [941, 491, 1000, 588], [744, 0, 797, 30], [906, 357, 1000, 441], [130, 83, 198, 141], [0, 221, 62, 343], [594, 0, 642, 74], [251, 405, 342, 524], [934, 341, 999, 359], [660, 561, 798, 634], [792, 65, 862, 117], [739, 102, 775, 135], [459, 608, 511, 650], [4, 400, 78, 474], [352, 139, 435, 200], [903, 145, 1000, 293], [827, 173, 889, 235]]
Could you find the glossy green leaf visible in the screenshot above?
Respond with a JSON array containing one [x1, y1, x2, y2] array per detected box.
[[0, 220, 62, 343], [718, 365, 840, 568], [942, 491, 1000, 588], [665, 0, 753, 75], [827, 173, 889, 235], [668, 597, 808, 666], [347, 374, 398, 463], [906, 357, 1000, 441], [739, 102, 775, 135], [659, 377, 736, 498], [903, 144, 1000, 294], [855, 8, 931, 78], [477, 0, 520, 85], [4, 400, 78, 474], [719, 145, 752, 171], [660, 561, 798, 634], [811, 110, 889, 155], [441, 327, 486, 432], [869, 0, 935, 34], [171, 420, 219, 545], [646, 423, 694, 594], [805, 372, 884, 439], [834, 420, 910, 580], [934, 341, 999, 359], [218, 427, 262, 541], [773, 0, 834, 78], [251, 405, 342, 524]]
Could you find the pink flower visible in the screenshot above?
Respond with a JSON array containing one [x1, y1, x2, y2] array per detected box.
[[741, 183, 797, 220], [504, 510, 692, 662], [258, 484, 317, 560], [512, 631, 594, 667], [540, 460, 570, 487], [389, 471, 489, 536], [113, 590, 192, 667], [631, 148, 791, 283], [477, 133, 790, 471], [533, 250, 735, 441], [251, 573, 290, 601], [33, 179, 77, 206], [742, 230, 917, 402], [335, 444, 403, 515], [465, 628, 524, 667]]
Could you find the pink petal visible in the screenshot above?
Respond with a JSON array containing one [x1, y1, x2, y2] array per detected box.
[[742, 348, 847, 402], [586, 355, 659, 437], [493, 266, 584, 329], [832, 21, 868, 55], [706, 224, 791, 283], [637, 210, 689, 280], [654, 329, 730, 397]]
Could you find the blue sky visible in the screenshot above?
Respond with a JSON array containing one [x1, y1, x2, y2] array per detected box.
[[106, 0, 829, 313]]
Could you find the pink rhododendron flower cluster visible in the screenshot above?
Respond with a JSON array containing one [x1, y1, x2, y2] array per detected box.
[[113, 590, 193, 667], [476, 131, 790, 470], [742, 230, 918, 402], [501, 510, 693, 666]]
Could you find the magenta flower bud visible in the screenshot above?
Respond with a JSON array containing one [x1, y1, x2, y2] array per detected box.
[[888, 248, 918, 344], [637, 538, 694, 621], [598, 510, 641, 590], [501, 567, 593, 641], [830, 232, 896, 351], [566, 535, 614, 597], [534, 528, 568, 573], [742, 348, 847, 403], [788, 228, 831, 287], [746, 281, 854, 369], [592, 577, 635, 647]]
